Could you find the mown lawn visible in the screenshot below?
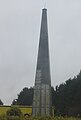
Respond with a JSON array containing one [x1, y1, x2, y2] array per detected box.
[[0, 106, 81, 120], [0, 116, 81, 120], [0, 106, 32, 116]]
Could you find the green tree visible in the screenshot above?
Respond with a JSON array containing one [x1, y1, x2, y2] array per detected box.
[[53, 71, 81, 117], [12, 99, 17, 105], [0, 99, 3, 105], [12, 87, 33, 106]]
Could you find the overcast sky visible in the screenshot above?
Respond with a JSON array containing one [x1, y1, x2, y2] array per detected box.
[[0, 0, 81, 105]]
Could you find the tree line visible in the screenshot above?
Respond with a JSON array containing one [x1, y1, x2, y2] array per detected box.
[[0, 71, 81, 117], [52, 71, 81, 117]]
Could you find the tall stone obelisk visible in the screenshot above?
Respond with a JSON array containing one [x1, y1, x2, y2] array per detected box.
[[32, 8, 52, 116]]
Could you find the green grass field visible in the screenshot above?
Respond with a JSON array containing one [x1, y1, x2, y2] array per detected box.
[[0, 106, 81, 120], [0, 106, 32, 116], [0, 116, 81, 120]]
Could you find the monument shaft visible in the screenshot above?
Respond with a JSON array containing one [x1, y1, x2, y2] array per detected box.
[[32, 8, 52, 116]]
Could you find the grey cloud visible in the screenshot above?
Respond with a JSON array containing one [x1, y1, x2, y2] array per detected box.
[[0, 0, 81, 104]]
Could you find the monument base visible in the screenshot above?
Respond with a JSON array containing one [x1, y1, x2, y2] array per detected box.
[[32, 84, 52, 116]]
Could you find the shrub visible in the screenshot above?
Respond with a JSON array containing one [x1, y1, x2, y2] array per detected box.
[[6, 107, 22, 117]]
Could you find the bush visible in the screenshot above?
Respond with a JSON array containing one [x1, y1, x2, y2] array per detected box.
[[6, 107, 22, 117]]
